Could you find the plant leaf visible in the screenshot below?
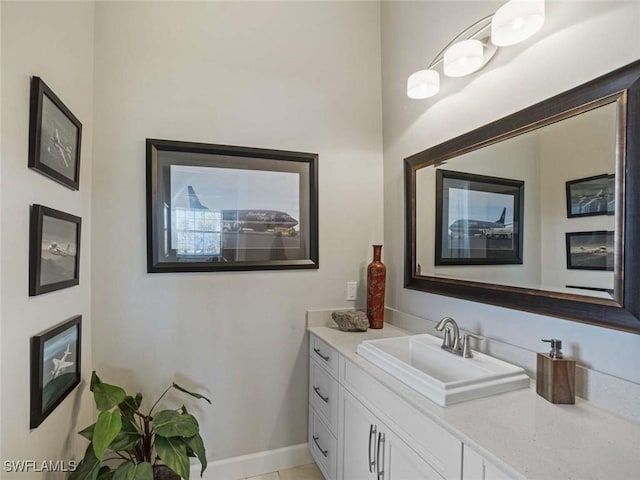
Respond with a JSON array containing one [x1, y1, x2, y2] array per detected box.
[[119, 394, 143, 418], [154, 410, 198, 438], [97, 466, 115, 480], [184, 432, 207, 476], [156, 435, 190, 480], [109, 415, 142, 452], [93, 410, 123, 460], [112, 461, 153, 480], [172, 383, 212, 404], [90, 371, 101, 392], [69, 443, 101, 480], [92, 372, 127, 411], [79, 423, 96, 441]]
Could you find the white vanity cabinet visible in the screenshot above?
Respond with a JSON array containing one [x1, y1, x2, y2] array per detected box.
[[309, 336, 340, 480], [309, 333, 463, 480], [339, 387, 444, 480]]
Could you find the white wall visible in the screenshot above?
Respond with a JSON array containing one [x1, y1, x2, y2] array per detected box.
[[381, 1, 640, 384], [1, 1, 94, 476], [91, 0, 383, 463]]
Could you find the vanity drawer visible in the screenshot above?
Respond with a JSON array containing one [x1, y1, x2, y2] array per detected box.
[[309, 407, 337, 480], [310, 334, 339, 378], [310, 358, 339, 435]]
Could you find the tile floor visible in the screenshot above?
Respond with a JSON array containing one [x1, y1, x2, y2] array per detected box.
[[243, 462, 324, 480]]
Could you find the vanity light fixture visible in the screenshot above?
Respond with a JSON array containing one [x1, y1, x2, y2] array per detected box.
[[407, 0, 545, 99]]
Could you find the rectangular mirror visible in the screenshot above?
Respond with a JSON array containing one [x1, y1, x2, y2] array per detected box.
[[405, 61, 640, 333]]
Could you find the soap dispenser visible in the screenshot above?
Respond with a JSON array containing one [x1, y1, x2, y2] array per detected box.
[[536, 339, 575, 404]]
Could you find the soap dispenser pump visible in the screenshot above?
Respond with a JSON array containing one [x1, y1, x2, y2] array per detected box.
[[536, 339, 575, 404]]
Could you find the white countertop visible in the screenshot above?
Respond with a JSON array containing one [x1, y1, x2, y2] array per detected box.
[[308, 323, 640, 480]]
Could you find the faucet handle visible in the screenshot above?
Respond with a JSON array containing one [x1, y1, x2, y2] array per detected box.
[[462, 333, 482, 358]]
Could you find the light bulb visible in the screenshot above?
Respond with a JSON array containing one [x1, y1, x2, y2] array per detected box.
[[491, 0, 545, 47], [443, 39, 484, 77], [407, 69, 440, 99]]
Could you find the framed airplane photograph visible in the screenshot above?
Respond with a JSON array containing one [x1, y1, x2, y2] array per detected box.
[[28, 76, 82, 190], [566, 173, 614, 218], [435, 169, 524, 266], [146, 139, 319, 273], [30, 315, 81, 428], [566, 230, 614, 271], [29, 205, 81, 296]]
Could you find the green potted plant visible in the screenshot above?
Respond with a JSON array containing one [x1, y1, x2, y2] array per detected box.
[[70, 372, 211, 480]]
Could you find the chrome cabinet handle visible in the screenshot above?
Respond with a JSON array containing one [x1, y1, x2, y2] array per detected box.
[[312, 435, 328, 457], [313, 347, 330, 362], [376, 432, 386, 480], [313, 386, 329, 403], [368, 424, 377, 472]]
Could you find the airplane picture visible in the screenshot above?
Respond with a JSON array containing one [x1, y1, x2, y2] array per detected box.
[[566, 231, 614, 271], [186, 185, 298, 233], [567, 174, 615, 217], [51, 344, 74, 378], [47, 241, 73, 257], [448, 207, 508, 238], [47, 128, 74, 168], [578, 245, 609, 254]]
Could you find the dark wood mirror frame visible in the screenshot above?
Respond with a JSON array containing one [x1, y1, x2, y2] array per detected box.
[[404, 60, 640, 333]]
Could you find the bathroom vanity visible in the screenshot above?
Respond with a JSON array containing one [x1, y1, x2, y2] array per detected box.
[[307, 322, 640, 480]]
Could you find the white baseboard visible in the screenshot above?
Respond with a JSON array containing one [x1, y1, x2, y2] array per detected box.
[[197, 443, 314, 480]]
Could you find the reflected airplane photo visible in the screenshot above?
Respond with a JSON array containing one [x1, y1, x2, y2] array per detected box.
[[448, 207, 511, 238]]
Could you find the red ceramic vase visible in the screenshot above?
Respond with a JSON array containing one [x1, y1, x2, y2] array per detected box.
[[366, 245, 386, 329]]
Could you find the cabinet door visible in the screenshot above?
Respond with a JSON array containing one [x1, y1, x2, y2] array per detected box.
[[462, 444, 516, 480], [340, 389, 378, 480], [387, 430, 444, 480]]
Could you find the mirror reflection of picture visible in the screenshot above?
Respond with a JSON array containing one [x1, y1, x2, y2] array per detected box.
[[566, 174, 615, 218], [566, 231, 614, 271], [435, 170, 524, 266]]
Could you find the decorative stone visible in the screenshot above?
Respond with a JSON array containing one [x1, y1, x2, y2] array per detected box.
[[332, 310, 369, 332]]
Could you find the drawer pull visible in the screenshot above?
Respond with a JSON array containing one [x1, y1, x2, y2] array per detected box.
[[368, 424, 377, 472], [376, 432, 386, 480], [313, 386, 329, 403], [312, 435, 328, 457], [313, 347, 330, 362]]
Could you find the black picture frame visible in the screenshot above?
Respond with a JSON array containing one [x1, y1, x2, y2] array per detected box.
[[30, 315, 82, 428], [28, 76, 82, 190], [146, 139, 319, 273], [566, 174, 614, 218], [29, 205, 81, 296], [566, 231, 614, 271], [435, 170, 524, 266]]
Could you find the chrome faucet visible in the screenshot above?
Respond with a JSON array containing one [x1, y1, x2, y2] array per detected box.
[[435, 317, 461, 352], [434, 316, 481, 358]]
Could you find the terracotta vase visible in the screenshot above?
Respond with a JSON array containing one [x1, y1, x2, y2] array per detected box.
[[366, 245, 386, 329]]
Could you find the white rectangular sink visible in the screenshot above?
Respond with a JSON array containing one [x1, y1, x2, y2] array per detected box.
[[356, 334, 529, 406]]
